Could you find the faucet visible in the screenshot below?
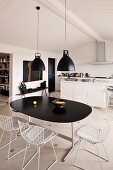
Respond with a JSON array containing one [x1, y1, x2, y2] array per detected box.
[[92, 78, 95, 83]]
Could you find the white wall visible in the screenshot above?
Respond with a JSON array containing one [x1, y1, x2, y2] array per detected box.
[[71, 41, 113, 77], [72, 42, 97, 64], [56, 41, 113, 91], [106, 41, 113, 62], [0, 43, 59, 99], [1, 41, 113, 96], [56, 42, 97, 72]]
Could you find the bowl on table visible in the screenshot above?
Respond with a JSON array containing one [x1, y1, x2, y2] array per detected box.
[[52, 99, 67, 109]]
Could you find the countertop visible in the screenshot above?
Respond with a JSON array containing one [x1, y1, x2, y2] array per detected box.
[[59, 76, 113, 85]]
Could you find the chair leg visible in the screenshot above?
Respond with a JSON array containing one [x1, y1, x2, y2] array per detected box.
[[0, 129, 4, 143], [8, 132, 29, 160], [102, 142, 109, 162], [74, 139, 81, 162], [0, 131, 17, 150], [84, 145, 109, 162], [45, 139, 57, 170], [51, 139, 57, 161], [8, 133, 13, 159], [83, 139, 86, 150], [73, 139, 85, 170], [22, 143, 29, 170], [37, 147, 40, 170], [22, 143, 39, 170], [95, 143, 103, 170]]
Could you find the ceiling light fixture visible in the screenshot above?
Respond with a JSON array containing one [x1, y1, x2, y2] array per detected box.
[[31, 6, 45, 71], [57, 0, 75, 71]]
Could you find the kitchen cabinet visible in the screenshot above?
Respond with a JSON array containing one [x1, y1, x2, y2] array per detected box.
[[74, 82, 88, 104], [61, 80, 107, 108], [60, 80, 74, 100], [88, 84, 107, 108]]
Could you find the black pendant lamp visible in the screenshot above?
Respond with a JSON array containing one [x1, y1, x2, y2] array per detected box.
[[31, 6, 45, 71], [57, 0, 75, 71]]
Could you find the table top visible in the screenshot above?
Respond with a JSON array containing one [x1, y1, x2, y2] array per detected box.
[[10, 96, 92, 123]]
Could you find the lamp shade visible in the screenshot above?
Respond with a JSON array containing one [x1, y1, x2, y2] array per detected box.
[[57, 50, 75, 71], [31, 53, 45, 71]]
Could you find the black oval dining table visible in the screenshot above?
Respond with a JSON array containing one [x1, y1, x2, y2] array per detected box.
[[10, 96, 92, 161]]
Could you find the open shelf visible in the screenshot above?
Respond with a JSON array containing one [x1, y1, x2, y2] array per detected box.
[[0, 69, 9, 70], [0, 55, 10, 95], [0, 75, 8, 77]]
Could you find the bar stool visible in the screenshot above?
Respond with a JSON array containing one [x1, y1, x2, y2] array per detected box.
[[106, 86, 113, 108]]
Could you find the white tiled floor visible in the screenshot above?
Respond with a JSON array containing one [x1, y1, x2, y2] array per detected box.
[[0, 100, 113, 170]]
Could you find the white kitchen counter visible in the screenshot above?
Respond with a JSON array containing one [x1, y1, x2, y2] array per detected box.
[[59, 76, 113, 83], [60, 79, 113, 108]]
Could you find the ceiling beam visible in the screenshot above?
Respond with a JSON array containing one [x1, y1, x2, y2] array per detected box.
[[38, 0, 104, 41]]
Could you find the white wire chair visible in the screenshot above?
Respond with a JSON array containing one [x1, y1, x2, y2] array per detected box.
[[73, 119, 113, 170], [0, 114, 27, 160], [8, 96, 33, 122], [18, 120, 58, 170], [8, 96, 21, 117]]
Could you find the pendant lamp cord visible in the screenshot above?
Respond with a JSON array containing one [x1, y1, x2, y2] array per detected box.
[[37, 8, 40, 53], [65, 0, 67, 50]]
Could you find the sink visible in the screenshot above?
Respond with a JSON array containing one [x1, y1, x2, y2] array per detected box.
[[81, 79, 91, 82], [65, 78, 78, 81]]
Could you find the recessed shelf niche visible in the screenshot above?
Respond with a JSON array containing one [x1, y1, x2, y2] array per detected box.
[[0, 53, 10, 96]]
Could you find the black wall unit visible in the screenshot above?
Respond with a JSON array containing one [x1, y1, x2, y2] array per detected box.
[[23, 61, 43, 82], [48, 58, 55, 92]]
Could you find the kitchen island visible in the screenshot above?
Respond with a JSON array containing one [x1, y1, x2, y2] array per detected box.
[[60, 78, 113, 108]]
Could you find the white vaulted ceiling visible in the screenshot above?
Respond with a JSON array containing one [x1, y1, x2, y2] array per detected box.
[[57, 0, 113, 41], [0, 0, 113, 53]]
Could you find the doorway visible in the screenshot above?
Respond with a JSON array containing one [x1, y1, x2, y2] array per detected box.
[[48, 58, 55, 92]]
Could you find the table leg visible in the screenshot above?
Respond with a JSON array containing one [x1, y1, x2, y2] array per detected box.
[[28, 116, 32, 122], [61, 122, 79, 162], [41, 90, 43, 96], [41, 89, 48, 96], [45, 89, 48, 96]]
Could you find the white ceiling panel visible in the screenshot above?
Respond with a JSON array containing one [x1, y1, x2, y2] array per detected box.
[[0, 0, 95, 52], [58, 0, 113, 41]]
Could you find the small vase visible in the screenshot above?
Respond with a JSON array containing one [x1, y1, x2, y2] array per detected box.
[[21, 90, 25, 94], [20, 89, 26, 94]]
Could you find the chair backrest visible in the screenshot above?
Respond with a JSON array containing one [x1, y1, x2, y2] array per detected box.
[[8, 96, 14, 112], [8, 96, 20, 117], [0, 115, 14, 132], [99, 119, 113, 143], [18, 120, 46, 145]]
